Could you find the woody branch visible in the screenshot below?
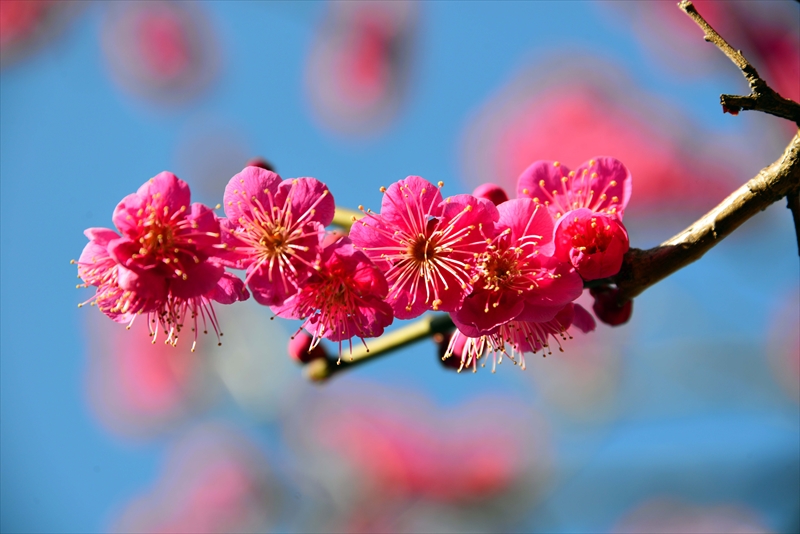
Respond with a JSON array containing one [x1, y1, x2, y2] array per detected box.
[[304, 1, 800, 382]]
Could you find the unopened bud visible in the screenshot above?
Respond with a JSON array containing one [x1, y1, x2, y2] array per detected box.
[[246, 157, 276, 172], [472, 183, 509, 206], [590, 287, 632, 326], [288, 332, 328, 364]]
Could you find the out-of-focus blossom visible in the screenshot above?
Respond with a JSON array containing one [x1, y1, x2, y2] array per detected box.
[[0, 0, 82, 68], [288, 382, 548, 528], [460, 59, 742, 219], [767, 285, 800, 402], [606, 1, 800, 108], [173, 120, 253, 205], [83, 310, 218, 438], [273, 237, 393, 358], [613, 498, 772, 534], [111, 423, 274, 533], [305, 0, 418, 136], [525, 291, 627, 420], [350, 176, 498, 319], [101, 1, 219, 104], [220, 166, 334, 307]]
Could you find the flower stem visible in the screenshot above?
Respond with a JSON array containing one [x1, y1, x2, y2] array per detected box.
[[331, 206, 362, 232], [304, 314, 455, 381]]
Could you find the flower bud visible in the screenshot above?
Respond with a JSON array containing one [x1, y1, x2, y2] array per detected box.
[[288, 332, 328, 364], [589, 287, 632, 326], [472, 183, 509, 206], [245, 157, 275, 172]]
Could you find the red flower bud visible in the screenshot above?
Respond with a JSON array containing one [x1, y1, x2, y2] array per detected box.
[[590, 287, 632, 326], [472, 183, 509, 206], [288, 332, 328, 364]]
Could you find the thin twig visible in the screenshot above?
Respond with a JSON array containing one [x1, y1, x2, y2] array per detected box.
[[787, 188, 800, 256], [305, 314, 455, 382], [678, 0, 800, 125]]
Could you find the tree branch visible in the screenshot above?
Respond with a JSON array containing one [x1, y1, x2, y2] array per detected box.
[[612, 131, 800, 301], [678, 0, 800, 125], [304, 313, 455, 382]]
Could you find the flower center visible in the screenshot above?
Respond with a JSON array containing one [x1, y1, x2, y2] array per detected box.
[[408, 234, 438, 263], [140, 217, 176, 256], [259, 227, 289, 255], [569, 217, 611, 254], [482, 253, 519, 289]]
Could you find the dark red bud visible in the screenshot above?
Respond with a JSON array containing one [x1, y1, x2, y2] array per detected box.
[[590, 287, 633, 326], [472, 183, 509, 206], [435, 331, 464, 371], [288, 332, 328, 364], [246, 157, 276, 172], [721, 104, 740, 116]]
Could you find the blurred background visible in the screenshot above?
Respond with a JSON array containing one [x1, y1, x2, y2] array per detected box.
[[1, 1, 798, 532]]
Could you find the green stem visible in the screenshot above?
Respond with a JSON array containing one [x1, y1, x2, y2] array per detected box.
[[305, 314, 455, 381], [331, 207, 363, 232]]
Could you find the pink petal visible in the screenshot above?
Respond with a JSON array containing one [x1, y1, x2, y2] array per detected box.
[[107, 237, 140, 268], [112, 192, 146, 235], [516, 160, 571, 210], [83, 227, 121, 246], [573, 157, 632, 219], [522, 255, 583, 311], [211, 272, 250, 304], [136, 171, 192, 214], [275, 177, 335, 227], [453, 290, 526, 335], [379, 175, 444, 229], [117, 265, 168, 302], [222, 166, 281, 223], [169, 261, 224, 299], [571, 303, 597, 333], [497, 199, 555, 254]]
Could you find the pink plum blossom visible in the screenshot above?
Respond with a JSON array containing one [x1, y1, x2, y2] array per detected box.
[[76, 172, 249, 349], [517, 157, 632, 221], [518, 158, 632, 280], [272, 236, 393, 360], [219, 166, 334, 307], [452, 199, 583, 334], [350, 176, 498, 319], [75, 227, 152, 322], [109, 171, 224, 303], [446, 302, 596, 373], [554, 208, 630, 280]]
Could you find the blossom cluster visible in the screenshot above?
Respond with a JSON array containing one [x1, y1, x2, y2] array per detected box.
[[75, 157, 632, 371]]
